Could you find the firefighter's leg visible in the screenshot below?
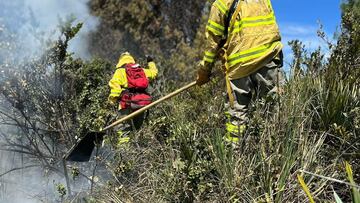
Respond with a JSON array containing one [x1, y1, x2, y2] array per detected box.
[[225, 76, 254, 143], [116, 109, 132, 145], [247, 60, 284, 126], [251, 60, 284, 100], [130, 111, 146, 131]]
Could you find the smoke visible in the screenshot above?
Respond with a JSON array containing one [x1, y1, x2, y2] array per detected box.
[[0, 0, 99, 202], [0, 0, 99, 60], [0, 150, 64, 203]]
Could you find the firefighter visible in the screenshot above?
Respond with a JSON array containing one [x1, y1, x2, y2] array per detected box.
[[108, 52, 158, 143], [196, 0, 284, 143]]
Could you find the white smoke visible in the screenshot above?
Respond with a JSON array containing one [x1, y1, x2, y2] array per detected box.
[[0, 0, 99, 60], [0, 151, 64, 203], [0, 0, 99, 202]]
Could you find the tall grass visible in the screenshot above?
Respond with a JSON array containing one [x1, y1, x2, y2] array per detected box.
[[86, 6, 360, 201], [90, 52, 359, 202]]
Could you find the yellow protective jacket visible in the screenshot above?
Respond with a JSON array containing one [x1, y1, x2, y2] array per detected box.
[[108, 61, 158, 102], [202, 0, 283, 80]]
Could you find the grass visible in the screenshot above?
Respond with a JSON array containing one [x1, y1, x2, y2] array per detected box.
[[86, 57, 359, 202], [1, 2, 359, 202]]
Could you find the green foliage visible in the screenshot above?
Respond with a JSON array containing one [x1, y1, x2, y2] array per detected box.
[[83, 1, 359, 202], [89, 0, 208, 67], [59, 16, 83, 40], [89, 1, 360, 201], [1, 1, 359, 202], [56, 183, 67, 198], [0, 19, 115, 197], [345, 162, 360, 203], [0, 21, 86, 161], [334, 190, 345, 203]]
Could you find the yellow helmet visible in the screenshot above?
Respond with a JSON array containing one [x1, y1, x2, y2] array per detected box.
[[116, 52, 135, 68]]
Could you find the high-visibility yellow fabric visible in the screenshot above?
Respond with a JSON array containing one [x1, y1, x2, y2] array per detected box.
[[118, 137, 130, 145], [117, 130, 130, 145], [203, 51, 216, 63], [108, 57, 158, 103], [226, 122, 246, 134], [206, 20, 225, 36], [225, 122, 246, 143], [202, 0, 283, 80], [116, 53, 136, 68], [214, 0, 229, 15]]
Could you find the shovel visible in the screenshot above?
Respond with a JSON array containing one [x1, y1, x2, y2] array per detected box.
[[64, 81, 197, 162]]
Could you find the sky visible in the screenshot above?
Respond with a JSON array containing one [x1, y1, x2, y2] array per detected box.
[[271, 0, 342, 67]]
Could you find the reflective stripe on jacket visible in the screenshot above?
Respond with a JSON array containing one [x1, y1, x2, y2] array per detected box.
[[203, 0, 282, 80], [108, 62, 158, 98]]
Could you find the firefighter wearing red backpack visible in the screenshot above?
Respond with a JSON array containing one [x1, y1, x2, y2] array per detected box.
[[108, 52, 158, 143]]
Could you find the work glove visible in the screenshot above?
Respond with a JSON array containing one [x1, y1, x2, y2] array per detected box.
[[107, 96, 118, 106], [146, 55, 154, 63], [196, 67, 211, 86]]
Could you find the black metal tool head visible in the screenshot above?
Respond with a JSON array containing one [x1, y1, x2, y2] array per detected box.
[[65, 131, 105, 162]]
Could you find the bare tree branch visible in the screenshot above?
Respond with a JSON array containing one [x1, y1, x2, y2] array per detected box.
[[0, 165, 40, 178]]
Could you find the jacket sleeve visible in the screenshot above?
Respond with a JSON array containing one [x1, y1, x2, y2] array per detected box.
[[200, 0, 228, 72], [144, 61, 158, 80], [108, 69, 127, 100]]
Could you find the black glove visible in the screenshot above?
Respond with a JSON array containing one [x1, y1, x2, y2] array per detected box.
[[146, 55, 154, 63]]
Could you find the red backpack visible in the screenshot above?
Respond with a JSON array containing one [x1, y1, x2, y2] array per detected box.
[[120, 64, 152, 109]]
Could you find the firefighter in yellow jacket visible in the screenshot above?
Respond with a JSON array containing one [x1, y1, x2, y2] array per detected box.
[[108, 52, 158, 143], [196, 0, 283, 143]]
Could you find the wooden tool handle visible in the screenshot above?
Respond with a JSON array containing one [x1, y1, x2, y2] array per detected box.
[[102, 81, 197, 131]]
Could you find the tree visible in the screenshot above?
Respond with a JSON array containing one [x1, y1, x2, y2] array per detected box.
[[89, 0, 207, 61], [329, 0, 360, 85], [0, 20, 114, 198]]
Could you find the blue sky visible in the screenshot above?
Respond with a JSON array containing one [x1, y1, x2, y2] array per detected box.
[[272, 0, 342, 66]]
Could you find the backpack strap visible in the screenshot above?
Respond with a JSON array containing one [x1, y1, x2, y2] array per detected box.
[[219, 0, 241, 108], [228, 1, 242, 35], [218, 0, 241, 48]]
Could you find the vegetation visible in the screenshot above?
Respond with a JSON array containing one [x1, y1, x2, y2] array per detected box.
[[0, 0, 359, 202]]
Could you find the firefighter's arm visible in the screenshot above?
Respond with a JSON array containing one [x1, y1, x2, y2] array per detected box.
[[144, 60, 158, 80], [201, 0, 228, 73], [197, 0, 228, 86], [108, 69, 126, 105]]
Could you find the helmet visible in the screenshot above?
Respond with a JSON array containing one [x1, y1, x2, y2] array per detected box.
[[116, 52, 135, 68]]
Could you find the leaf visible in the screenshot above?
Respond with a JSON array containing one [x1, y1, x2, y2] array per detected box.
[[173, 158, 185, 171], [333, 190, 344, 203], [297, 174, 315, 203], [345, 162, 360, 203]]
